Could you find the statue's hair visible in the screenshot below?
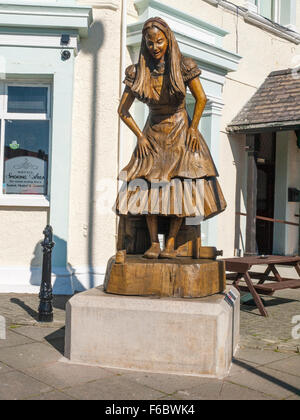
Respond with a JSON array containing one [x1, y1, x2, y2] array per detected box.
[[131, 17, 185, 102]]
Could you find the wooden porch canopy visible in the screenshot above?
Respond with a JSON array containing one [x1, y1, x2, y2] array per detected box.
[[226, 68, 300, 256]]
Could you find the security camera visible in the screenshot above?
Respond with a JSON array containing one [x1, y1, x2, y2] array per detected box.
[[61, 50, 71, 61]]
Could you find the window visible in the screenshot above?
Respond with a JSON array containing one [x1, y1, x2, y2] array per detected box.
[[258, 0, 276, 21], [0, 83, 50, 201], [255, 0, 294, 27]]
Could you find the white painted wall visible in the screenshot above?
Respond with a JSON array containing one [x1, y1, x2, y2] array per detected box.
[[68, 4, 122, 289], [0, 209, 48, 266]]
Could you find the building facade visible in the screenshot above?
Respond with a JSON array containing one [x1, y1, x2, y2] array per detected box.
[[0, 0, 299, 293]]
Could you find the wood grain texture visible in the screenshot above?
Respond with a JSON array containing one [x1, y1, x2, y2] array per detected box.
[[104, 255, 226, 298], [115, 17, 226, 260], [117, 214, 201, 257]]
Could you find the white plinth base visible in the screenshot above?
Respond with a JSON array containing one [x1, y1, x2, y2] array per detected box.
[[65, 286, 240, 378]]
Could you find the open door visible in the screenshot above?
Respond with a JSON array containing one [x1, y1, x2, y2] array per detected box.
[[255, 132, 276, 255]]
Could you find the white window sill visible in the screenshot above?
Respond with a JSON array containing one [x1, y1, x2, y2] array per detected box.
[[204, 0, 300, 44], [0, 195, 50, 207], [244, 11, 300, 43]]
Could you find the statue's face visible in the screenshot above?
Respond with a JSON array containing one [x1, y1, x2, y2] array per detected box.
[[145, 27, 168, 61]]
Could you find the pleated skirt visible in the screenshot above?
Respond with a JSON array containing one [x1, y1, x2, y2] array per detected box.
[[116, 176, 226, 220]]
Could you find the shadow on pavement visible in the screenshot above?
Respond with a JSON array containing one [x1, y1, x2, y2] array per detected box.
[[240, 295, 296, 315], [52, 295, 72, 310], [232, 358, 300, 397], [45, 327, 65, 356], [9, 295, 72, 322], [10, 298, 39, 322]]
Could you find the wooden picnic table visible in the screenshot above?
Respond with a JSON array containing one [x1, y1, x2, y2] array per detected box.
[[222, 255, 300, 317]]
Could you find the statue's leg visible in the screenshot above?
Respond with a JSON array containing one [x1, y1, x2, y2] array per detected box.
[[160, 217, 183, 259], [144, 215, 161, 259]]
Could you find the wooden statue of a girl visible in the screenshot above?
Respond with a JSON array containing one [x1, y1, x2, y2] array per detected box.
[[117, 17, 226, 259]]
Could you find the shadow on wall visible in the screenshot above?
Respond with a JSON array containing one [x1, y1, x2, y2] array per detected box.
[[29, 235, 83, 294], [76, 21, 105, 290], [228, 133, 247, 255], [29, 21, 106, 294]]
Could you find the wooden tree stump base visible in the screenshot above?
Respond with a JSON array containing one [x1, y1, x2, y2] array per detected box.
[[104, 255, 226, 298]]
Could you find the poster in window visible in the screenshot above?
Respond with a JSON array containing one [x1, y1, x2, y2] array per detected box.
[[4, 156, 47, 195]]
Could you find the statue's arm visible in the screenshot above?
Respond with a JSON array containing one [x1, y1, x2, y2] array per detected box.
[[118, 87, 157, 158], [188, 77, 207, 130], [118, 87, 143, 139], [186, 77, 207, 153]]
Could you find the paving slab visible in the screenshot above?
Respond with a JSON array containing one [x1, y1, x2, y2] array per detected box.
[[286, 394, 300, 400], [218, 381, 276, 400], [0, 329, 34, 349], [234, 348, 293, 365], [23, 361, 117, 389], [173, 381, 275, 400], [0, 370, 53, 400], [264, 355, 300, 377], [26, 390, 76, 400], [107, 369, 220, 396], [63, 375, 167, 400], [43, 337, 65, 355], [0, 294, 70, 326], [170, 381, 223, 400], [158, 395, 183, 400], [0, 342, 61, 371], [12, 326, 65, 342], [225, 365, 300, 399], [237, 286, 300, 353], [0, 362, 14, 375], [227, 359, 259, 378]]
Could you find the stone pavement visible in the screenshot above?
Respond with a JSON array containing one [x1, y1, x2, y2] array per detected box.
[[0, 283, 299, 400], [230, 264, 300, 354]]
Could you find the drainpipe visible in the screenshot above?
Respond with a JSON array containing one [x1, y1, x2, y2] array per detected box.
[[116, 0, 127, 242]]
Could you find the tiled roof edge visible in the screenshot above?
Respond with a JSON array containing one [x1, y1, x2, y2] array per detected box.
[[268, 68, 299, 77], [227, 119, 300, 133]]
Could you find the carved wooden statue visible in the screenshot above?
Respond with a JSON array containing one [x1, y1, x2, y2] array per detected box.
[[104, 17, 226, 298]]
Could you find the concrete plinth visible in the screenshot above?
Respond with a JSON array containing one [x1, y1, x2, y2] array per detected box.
[[65, 286, 240, 378]]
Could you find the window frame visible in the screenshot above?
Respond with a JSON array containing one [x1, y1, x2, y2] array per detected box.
[[0, 81, 51, 207], [255, 0, 291, 26]]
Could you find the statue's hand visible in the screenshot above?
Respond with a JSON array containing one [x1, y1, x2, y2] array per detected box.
[[186, 127, 201, 153], [137, 135, 157, 159]]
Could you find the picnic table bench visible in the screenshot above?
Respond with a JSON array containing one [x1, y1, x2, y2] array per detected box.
[[222, 255, 300, 317]]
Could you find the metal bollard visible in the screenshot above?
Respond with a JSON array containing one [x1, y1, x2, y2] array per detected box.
[[38, 225, 55, 322]]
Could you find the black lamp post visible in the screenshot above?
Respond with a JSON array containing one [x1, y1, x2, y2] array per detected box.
[[38, 225, 55, 322]]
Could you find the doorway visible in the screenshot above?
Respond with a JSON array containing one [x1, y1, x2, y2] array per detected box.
[[255, 132, 276, 255]]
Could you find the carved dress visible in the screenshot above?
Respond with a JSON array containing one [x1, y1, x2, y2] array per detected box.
[[117, 56, 226, 219]]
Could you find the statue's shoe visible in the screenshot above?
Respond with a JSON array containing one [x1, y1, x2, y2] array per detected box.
[[159, 249, 177, 259], [143, 244, 161, 259]]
